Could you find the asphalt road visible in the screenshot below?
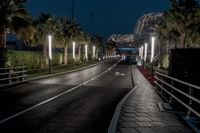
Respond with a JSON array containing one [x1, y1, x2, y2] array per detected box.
[[0, 58, 134, 133]]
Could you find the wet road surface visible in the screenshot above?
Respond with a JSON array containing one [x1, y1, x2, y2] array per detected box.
[[0, 58, 133, 133]]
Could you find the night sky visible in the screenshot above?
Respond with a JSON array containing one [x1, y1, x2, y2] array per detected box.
[[27, 0, 170, 37]]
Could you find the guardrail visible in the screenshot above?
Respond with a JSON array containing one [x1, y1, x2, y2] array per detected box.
[[154, 71, 200, 118], [0, 66, 27, 88]]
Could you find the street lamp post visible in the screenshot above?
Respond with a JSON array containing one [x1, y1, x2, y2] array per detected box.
[[144, 43, 148, 61], [85, 44, 88, 61], [93, 45, 96, 60], [48, 35, 52, 74], [141, 46, 144, 66], [144, 43, 148, 69], [72, 41, 76, 63], [91, 10, 95, 34], [151, 36, 155, 76]]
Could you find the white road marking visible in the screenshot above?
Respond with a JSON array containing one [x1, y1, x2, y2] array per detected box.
[[0, 59, 122, 124], [115, 72, 125, 76]]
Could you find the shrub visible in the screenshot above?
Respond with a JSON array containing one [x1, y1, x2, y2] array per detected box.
[[160, 54, 169, 70], [1, 50, 64, 69]]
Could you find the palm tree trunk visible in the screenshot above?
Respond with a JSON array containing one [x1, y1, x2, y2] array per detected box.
[[42, 45, 48, 68], [180, 33, 185, 48], [64, 46, 68, 65], [96, 49, 99, 59], [78, 46, 81, 63], [0, 33, 7, 49], [166, 39, 170, 53]]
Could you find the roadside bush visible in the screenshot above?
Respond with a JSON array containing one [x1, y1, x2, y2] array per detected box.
[[160, 54, 169, 70], [0, 48, 7, 67], [52, 52, 63, 66], [1, 50, 64, 69], [4, 50, 43, 69]]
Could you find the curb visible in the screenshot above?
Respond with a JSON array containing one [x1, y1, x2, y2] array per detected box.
[[108, 65, 137, 133], [27, 60, 106, 82], [0, 60, 107, 90], [108, 86, 137, 133]]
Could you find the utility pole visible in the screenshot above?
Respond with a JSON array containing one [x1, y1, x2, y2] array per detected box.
[[91, 10, 95, 35], [71, 0, 74, 20]]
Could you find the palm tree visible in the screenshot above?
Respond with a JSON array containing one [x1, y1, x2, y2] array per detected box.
[[164, 0, 199, 48], [77, 31, 91, 62], [67, 20, 82, 63], [0, 0, 31, 48], [55, 17, 71, 65], [55, 18, 83, 64], [185, 6, 200, 48], [34, 13, 56, 68], [91, 34, 103, 58], [17, 25, 37, 48], [76, 31, 84, 63], [106, 39, 116, 57]]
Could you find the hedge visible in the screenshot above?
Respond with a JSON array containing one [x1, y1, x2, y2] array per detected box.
[[0, 50, 65, 69], [0, 50, 90, 69]]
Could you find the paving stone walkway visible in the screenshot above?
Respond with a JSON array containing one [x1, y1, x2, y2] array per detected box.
[[116, 66, 194, 133]]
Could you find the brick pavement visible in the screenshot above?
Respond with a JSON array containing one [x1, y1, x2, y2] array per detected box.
[[115, 66, 194, 133]]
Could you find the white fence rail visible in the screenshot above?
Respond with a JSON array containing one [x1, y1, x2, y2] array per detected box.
[[154, 71, 200, 118], [0, 66, 27, 88]]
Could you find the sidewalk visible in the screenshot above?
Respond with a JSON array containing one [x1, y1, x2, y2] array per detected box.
[[110, 66, 194, 133]]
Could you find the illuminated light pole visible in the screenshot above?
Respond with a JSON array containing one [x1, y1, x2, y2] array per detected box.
[[151, 36, 155, 75], [93, 45, 96, 60], [72, 41, 76, 62], [85, 44, 88, 61], [141, 46, 144, 60], [144, 43, 148, 69], [144, 43, 148, 61], [141, 46, 144, 66], [151, 36, 155, 63], [48, 35, 52, 74]]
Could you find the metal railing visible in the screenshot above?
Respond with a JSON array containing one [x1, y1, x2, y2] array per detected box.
[[154, 71, 200, 118], [0, 66, 27, 88]]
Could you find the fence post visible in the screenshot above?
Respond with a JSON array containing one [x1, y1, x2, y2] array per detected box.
[[8, 68, 11, 84], [21, 67, 24, 81], [160, 76, 164, 95], [169, 80, 174, 103], [187, 87, 193, 118]]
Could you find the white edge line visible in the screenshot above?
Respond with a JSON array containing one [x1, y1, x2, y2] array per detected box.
[[0, 59, 122, 124]]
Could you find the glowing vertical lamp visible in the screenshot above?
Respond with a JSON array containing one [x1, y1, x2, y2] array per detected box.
[[141, 46, 144, 60], [72, 41, 76, 60], [139, 47, 141, 58], [144, 43, 148, 61], [151, 37, 155, 63], [85, 44, 88, 61], [48, 35, 52, 74], [93, 45, 96, 59]]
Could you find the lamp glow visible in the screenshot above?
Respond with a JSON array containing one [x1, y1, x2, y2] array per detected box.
[[139, 47, 141, 58], [140, 46, 144, 60], [144, 43, 148, 61], [72, 41, 76, 60], [151, 37, 155, 63], [48, 35, 52, 60], [93, 46, 96, 58], [85, 44, 88, 60]]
